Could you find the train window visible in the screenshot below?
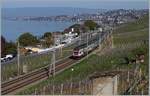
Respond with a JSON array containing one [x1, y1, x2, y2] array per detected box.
[[74, 52, 78, 55]]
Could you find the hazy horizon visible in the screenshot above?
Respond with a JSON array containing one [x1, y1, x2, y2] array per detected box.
[[2, 0, 149, 9], [2, 7, 149, 10]]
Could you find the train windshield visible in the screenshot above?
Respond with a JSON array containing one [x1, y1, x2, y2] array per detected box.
[[74, 51, 79, 55]]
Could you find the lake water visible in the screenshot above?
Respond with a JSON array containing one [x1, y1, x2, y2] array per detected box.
[[1, 7, 102, 41], [2, 19, 75, 41]]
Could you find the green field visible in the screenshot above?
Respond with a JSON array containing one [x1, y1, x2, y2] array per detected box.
[[16, 14, 149, 95]]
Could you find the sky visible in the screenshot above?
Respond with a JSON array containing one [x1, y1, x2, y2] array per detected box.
[[2, 0, 149, 9]]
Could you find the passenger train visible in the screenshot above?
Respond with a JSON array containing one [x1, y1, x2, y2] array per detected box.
[[71, 31, 110, 59], [71, 35, 100, 59]]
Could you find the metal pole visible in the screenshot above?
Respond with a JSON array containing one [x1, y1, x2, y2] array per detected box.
[[79, 32, 81, 45], [54, 35, 56, 76], [53, 34, 56, 95], [78, 30, 81, 46], [49, 35, 56, 76], [61, 44, 62, 58], [52, 50, 56, 76], [70, 68, 74, 94], [98, 30, 102, 51], [87, 32, 89, 59], [99, 31, 101, 44], [60, 34, 62, 57], [17, 40, 20, 76], [111, 31, 114, 48]]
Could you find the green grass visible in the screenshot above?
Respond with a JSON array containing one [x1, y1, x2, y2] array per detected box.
[[113, 14, 149, 51], [114, 29, 148, 44], [113, 15, 148, 34]]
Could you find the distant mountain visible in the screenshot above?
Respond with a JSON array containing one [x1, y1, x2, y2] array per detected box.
[[2, 7, 107, 17]]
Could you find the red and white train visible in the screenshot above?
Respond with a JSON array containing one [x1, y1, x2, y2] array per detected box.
[[72, 37, 99, 59], [71, 31, 110, 59]]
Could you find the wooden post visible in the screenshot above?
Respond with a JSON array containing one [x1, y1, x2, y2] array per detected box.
[[121, 72, 123, 93], [43, 86, 46, 95], [141, 88, 144, 95], [70, 82, 73, 94], [139, 68, 142, 80], [52, 84, 55, 95], [79, 81, 81, 94], [49, 84, 52, 94], [60, 83, 63, 95], [85, 79, 87, 94], [34, 88, 37, 95], [117, 74, 120, 94], [91, 80, 93, 95], [127, 71, 130, 83], [136, 86, 139, 94]]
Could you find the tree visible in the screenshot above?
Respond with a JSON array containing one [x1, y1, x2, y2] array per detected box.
[[1, 36, 7, 56], [80, 25, 89, 33], [5, 42, 17, 55], [18, 32, 39, 46], [1, 36, 17, 56], [43, 32, 52, 38], [69, 24, 81, 29], [41, 32, 54, 47], [84, 20, 98, 30]]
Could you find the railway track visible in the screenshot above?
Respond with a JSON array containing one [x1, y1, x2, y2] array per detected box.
[[1, 32, 111, 95], [1, 57, 77, 95]]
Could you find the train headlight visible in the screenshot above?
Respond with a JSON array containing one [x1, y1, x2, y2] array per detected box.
[[71, 68, 74, 71]]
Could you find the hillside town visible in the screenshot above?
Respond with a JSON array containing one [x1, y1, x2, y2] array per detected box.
[[4, 9, 148, 26]]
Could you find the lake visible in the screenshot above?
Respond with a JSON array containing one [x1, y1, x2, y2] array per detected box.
[[2, 19, 75, 41], [1, 7, 103, 41]]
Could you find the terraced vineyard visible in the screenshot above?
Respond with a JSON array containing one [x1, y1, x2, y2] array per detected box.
[[113, 15, 149, 94]]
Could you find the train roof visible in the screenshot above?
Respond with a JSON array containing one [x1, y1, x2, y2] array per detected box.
[[74, 31, 110, 50], [74, 36, 99, 50]]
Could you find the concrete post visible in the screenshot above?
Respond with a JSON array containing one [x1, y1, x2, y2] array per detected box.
[[23, 65, 28, 73]]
